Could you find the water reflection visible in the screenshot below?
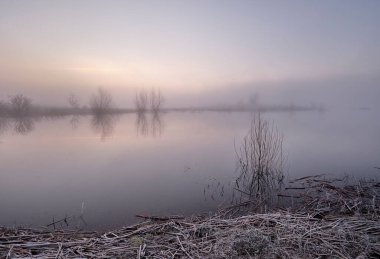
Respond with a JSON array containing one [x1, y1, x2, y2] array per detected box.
[[0, 116, 37, 135], [151, 112, 164, 136], [136, 112, 148, 136], [135, 112, 164, 137], [203, 114, 285, 212], [1, 109, 379, 229], [70, 115, 80, 129], [90, 113, 118, 140], [0, 111, 165, 139], [13, 117, 36, 135]]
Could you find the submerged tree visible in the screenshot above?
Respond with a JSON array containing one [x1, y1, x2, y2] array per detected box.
[[67, 93, 80, 109], [235, 113, 284, 208], [68, 93, 81, 128], [150, 89, 164, 112], [90, 88, 113, 114], [134, 90, 148, 113], [135, 89, 165, 113], [9, 94, 32, 116]]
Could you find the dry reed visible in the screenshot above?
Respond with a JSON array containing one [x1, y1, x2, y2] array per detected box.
[[1, 179, 379, 258]]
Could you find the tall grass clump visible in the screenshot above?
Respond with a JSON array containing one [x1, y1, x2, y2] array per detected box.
[[235, 113, 284, 208]]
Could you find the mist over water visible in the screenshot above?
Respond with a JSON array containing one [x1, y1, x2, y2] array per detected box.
[[0, 109, 378, 229], [1, 0, 380, 232]]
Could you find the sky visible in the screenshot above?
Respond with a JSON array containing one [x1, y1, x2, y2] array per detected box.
[[0, 0, 379, 107]]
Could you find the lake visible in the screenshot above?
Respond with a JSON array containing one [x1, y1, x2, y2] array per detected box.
[[0, 109, 379, 230]]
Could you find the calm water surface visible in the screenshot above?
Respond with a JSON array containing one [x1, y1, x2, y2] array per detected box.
[[0, 110, 379, 229]]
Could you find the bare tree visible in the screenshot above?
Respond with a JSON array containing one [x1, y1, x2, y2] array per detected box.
[[235, 113, 284, 208], [68, 93, 80, 109], [135, 90, 148, 113], [150, 89, 164, 112], [90, 88, 113, 114], [9, 94, 32, 116]]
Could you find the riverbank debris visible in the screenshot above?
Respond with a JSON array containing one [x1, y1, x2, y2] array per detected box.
[[1, 179, 379, 258]]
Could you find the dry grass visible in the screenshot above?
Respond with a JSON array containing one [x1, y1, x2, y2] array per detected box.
[[1, 180, 379, 258]]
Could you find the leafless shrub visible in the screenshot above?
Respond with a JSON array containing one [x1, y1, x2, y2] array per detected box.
[[150, 89, 164, 112], [235, 113, 284, 208], [135, 89, 165, 113], [135, 90, 148, 113], [135, 112, 164, 137], [9, 94, 32, 116], [90, 88, 113, 114], [67, 94, 80, 109]]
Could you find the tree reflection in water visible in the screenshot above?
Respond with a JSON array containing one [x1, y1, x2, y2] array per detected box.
[[90, 113, 118, 140], [0, 111, 165, 139], [151, 112, 164, 137], [203, 114, 285, 213], [69, 115, 80, 129], [13, 116, 36, 135], [136, 112, 148, 136], [135, 112, 164, 137], [0, 116, 38, 135]]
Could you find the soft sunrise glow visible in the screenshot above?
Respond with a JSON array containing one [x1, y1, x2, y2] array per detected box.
[[1, 0, 379, 105]]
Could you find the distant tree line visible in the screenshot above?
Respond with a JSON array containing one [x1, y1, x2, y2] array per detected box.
[[88, 87, 165, 115], [0, 94, 32, 117], [0, 88, 165, 117]]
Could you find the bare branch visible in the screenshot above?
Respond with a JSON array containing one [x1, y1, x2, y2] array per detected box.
[[236, 113, 284, 207], [90, 88, 113, 114], [67, 94, 79, 109], [9, 94, 32, 116], [150, 89, 164, 112], [135, 90, 148, 113]]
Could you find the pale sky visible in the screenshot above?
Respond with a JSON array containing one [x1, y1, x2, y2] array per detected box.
[[0, 0, 379, 106]]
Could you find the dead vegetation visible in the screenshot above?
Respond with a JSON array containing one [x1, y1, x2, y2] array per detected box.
[[1, 178, 379, 258], [90, 88, 114, 114], [135, 89, 165, 113], [235, 113, 284, 210]]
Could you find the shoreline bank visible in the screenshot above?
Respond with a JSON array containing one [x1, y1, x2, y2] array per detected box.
[[1, 179, 379, 258]]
